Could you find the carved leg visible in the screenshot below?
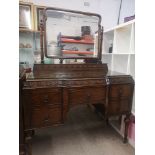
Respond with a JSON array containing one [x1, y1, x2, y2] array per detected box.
[[26, 138, 32, 155], [19, 144, 26, 155], [123, 114, 131, 143], [25, 130, 33, 155]]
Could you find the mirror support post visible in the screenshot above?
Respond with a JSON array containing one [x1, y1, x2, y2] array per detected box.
[[99, 26, 104, 62], [40, 20, 44, 64]]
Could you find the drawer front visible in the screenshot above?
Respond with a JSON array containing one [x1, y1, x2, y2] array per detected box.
[[69, 88, 87, 106], [90, 87, 106, 103], [109, 84, 133, 99], [31, 88, 62, 107], [48, 108, 62, 124], [24, 88, 62, 129], [107, 99, 131, 115], [31, 108, 46, 128], [68, 86, 106, 106], [31, 106, 62, 128], [46, 93, 62, 106]]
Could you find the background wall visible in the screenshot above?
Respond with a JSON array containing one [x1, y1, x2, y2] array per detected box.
[[27, 0, 135, 30], [31, 0, 134, 31], [119, 0, 135, 24], [32, 0, 100, 13], [98, 0, 121, 30]]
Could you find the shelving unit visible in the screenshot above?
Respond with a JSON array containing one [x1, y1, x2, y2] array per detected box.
[[112, 54, 129, 73], [19, 31, 35, 69], [103, 20, 135, 77], [113, 24, 132, 54], [102, 20, 135, 146], [19, 2, 42, 67]]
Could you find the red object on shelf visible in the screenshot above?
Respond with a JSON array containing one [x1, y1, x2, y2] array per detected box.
[[60, 38, 94, 44], [62, 50, 93, 55]]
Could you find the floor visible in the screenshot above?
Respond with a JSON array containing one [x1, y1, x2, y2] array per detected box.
[[32, 105, 134, 155]]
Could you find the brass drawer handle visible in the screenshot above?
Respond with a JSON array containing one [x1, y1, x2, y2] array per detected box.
[[44, 115, 49, 122], [43, 95, 49, 103], [44, 119, 49, 122], [44, 99, 48, 103]]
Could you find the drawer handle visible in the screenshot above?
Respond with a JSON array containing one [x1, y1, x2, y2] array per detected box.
[[44, 115, 49, 122], [44, 95, 49, 103], [24, 83, 29, 87], [44, 119, 49, 122], [44, 99, 48, 103]]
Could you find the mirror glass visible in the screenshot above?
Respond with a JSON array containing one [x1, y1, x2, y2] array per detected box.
[[44, 9, 100, 59]]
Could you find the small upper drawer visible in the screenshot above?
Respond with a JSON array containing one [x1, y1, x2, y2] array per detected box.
[[30, 88, 62, 107], [31, 88, 61, 94], [68, 86, 106, 106], [69, 87, 88, 105], [88, 87, 106, 103], [109, 84, 133, 98]]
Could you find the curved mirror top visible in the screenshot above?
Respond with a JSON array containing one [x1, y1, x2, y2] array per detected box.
[[43, 8, 101, 59]]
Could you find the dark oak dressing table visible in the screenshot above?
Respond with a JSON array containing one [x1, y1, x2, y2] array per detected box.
[[19, 7, 134, 155]]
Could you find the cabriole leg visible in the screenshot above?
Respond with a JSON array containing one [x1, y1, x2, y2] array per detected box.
[[25, 130, 33, 155], [123, 114, 131, 143]]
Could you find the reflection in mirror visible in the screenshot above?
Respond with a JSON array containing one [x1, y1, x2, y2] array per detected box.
[[44, 9, 101, 59]]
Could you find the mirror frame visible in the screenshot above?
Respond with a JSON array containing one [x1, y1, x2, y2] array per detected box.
[[40, 7, 103, 63]]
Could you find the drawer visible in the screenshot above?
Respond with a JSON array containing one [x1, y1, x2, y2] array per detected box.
[[31, 107, 62, 128], [41, 109, 62, 127], [31, 88, 62, 107], [24, 88, 62, 128], [109, 84, 133, 98], [90, 87, 106, 103], [68, 86, 106, 106], [31, 106, 47, 128], [107, 99, 131, 115], [45, 93, 62, 106], [48, 108, 62, 124], [31, 88, 61, 94], [69, 87, 87, 105]]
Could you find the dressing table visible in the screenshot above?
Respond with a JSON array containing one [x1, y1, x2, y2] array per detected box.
[[19, 7, 134, 155]]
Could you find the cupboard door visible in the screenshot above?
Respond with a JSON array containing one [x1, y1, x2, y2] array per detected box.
[[107, 84, 133, 115], [107, 99, 131, 115]]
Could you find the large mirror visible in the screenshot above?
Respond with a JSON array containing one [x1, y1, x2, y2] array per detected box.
[[41, 7, 102, 61]]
